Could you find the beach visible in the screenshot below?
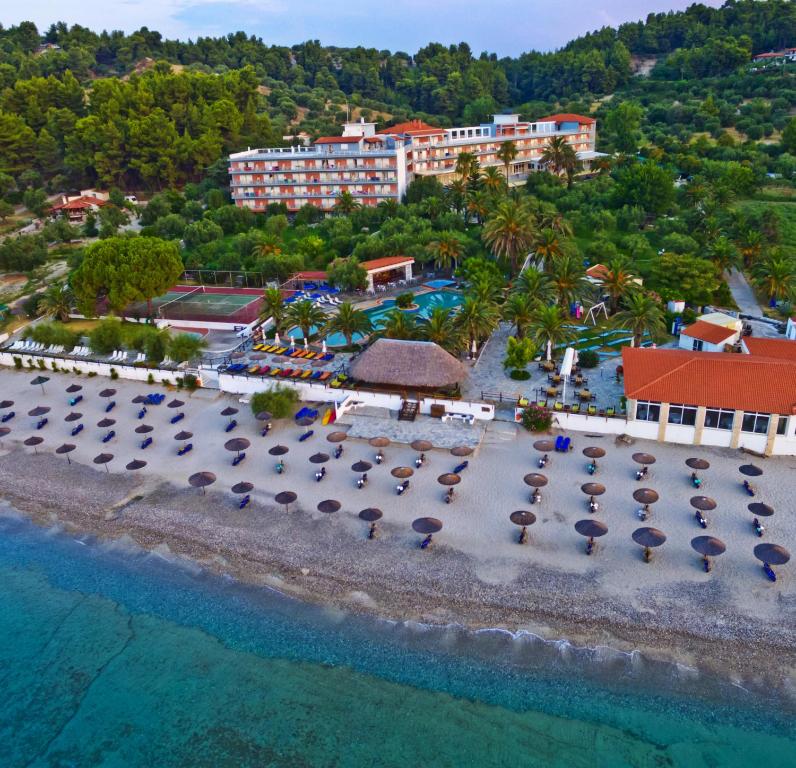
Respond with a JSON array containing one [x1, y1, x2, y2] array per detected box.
[[0, 368, 794, 700]]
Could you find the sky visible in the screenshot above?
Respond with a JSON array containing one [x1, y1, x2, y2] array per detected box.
[[4, 0, 725, 56]]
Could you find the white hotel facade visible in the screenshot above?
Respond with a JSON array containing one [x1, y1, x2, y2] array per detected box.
[[229, 114, 600, 212]]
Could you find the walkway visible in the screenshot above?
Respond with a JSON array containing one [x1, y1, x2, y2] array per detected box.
[[725, 270, 781, 339]]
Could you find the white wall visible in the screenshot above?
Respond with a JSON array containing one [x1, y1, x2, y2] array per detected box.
[[787, 318, 796, 340], [678, 334, 730, 353]]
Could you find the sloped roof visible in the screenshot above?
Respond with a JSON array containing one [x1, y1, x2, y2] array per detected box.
[[314, 136, 362, 144], [377, 119, 440, 135], [680, 321, 736, 344], [743, 337, 796, 362], [622, 347, 796, 414], [538, 113, 596, 125], [51, 195, 107, 211], [360, 256, 414, 272], [350, 339, 466, 388]]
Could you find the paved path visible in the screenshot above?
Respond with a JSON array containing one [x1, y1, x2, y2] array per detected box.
[[725, 270, 782, 339]]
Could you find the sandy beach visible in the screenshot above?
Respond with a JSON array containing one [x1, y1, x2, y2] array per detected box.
[[0, 368, 794, 699]]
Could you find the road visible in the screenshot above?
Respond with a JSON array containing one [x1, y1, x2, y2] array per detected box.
[[724, 269, 782, 338]]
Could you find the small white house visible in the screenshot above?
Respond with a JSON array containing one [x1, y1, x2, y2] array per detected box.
[[678, 320, 738, 352], [787, 317, 796, 341]]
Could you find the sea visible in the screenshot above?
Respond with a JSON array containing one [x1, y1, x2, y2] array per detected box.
[[0, 508, 794, 768]]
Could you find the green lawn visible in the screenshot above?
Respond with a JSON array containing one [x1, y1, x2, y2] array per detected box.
[[735, 199, 796, 249]]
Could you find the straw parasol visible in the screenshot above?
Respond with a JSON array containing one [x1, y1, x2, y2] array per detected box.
[[174, 430, 193, 442], [0, 400, 13, 409], [691, 536, 726, 557], [523, 473, 548, 488], [64, 412, 82, 422], [296, 415, 315, 428], [451, 445, 474, 457], [533, 439, 555, 452], [30, 375, 49, 393], [309, 452, 330, 464], [581, 482, 606, 496], [255, 411, 272, 422], [351, 460, 372, 473], [99, 388, 117, 398], [690, 496, 717, 511], [437, 473, 461, 486], [686, 458, 710, 470], [0, 427, 10, 440], [739, 464, 763, 477], [225, 437, 250, 455], [391, 466, 414, 479], [167, 398, 184, 409], [231, 481, 254, 494], [97, 418, 115, 428], [350, 339, 466, 389], [55, 443, 76, 463], [411, 439, 433, 452], [230, 351, 246, 360], [274, 491, 297, 511], [28, 406, 50, 417], [269, 444, 289, 456], [632, 452, 656, 465], [188, 471, 216, 493], [220, 406, 239, 417], [126, 459, 147, 471], [633, 488, 659, 505], [250, 352, 267, 360], [369, 436, 390, 448], [583, 446, 605, 459], [326, 431, 347, 443], [632, 527, 667, 547], [753, 543, 790, 565], [24, 436, 43, 453], [317, 499, 341, 514], [66, 383, 82, 394], [574, 519, 608, 537], [135, 424, 154, 434], [748, 502, 774, 517], [132, 395, 148, 404], [510, 510, 537, 527], [412, 517, 443, 534], [93, 452, 113, 472], [359, 508, 383, 522]]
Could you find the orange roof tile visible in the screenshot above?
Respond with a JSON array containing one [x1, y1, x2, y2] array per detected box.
[[314, 136, 362, 144], [743, 337, 796, 362], [360, 256, 414, 272], [585, 263, 609, 280], [680, 321, 737, 344], [377, 119, 440, 135], [538, 113, 596, 125], [622, 347, 796, 414], [51, 195, 107, 211]]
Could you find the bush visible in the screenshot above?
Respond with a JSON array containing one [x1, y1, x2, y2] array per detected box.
[[89, 317, 123, 355], [395, 292, 415, 309], [23, 321, 79, 350], [183, 373, 199, 391], [147, 373, 155, 384], [109, 368, 119, 380], [13, 356, 22, 369], [578, 350, 599, 368], [521, 404, 553, 432], [510, 369, 531, 380], [250, 385, 299, 419]]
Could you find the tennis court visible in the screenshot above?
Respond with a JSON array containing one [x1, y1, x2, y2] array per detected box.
[[126, 286, 263, 325]]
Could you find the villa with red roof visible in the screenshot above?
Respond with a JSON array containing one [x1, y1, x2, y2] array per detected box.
[[50, 190, 108, 223]]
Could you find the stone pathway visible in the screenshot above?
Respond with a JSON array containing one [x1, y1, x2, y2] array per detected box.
[[336, 410, 485, 448]]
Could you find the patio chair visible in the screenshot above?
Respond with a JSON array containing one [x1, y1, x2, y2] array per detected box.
[[587, 405, 597, 416], [554, 401, 564, 411], [570, 403, 580, 414], [536, 400, 546, 408], [606, 406, 615, 417]]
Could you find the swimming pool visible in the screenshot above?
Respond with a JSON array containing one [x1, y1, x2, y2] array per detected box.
[[289, 290, 464, 347]]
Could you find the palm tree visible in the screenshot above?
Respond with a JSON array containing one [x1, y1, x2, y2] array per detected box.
[[334, 190, 360, 215], [377, 199, 399, 220], [480, 166, 505, 197], [467, 274, 504, 306], [600, 259, 638, 314], [482, 199, 536, 274], [285, 300, 326, 342], [466, 190, 491, 224], [736, 228, 763, 267], [418, 306, 465, 354], [538, 210, 573, 237], [708, 236, 740, 274], [445, 179, 467, 217], [533, 228, 563, 266], [251, 239, 282, 259], [374, 309, 418, 340], [752, 253, 796, 303], [427, 232, 465, 272], [615, 293, 666, 348], [323, 302, 372, 346], [502, 293, 536, 339], [455, 151, 479, 181], [261, 287, 287, 335], [528, 305, 575, 361], [513, 268, 554, 304], [496, 141, 518, 186], [548, 253, 587, 306], [39, 284, 73, 322], [457, 297, 500, 355], [541, 136, 578, 187]]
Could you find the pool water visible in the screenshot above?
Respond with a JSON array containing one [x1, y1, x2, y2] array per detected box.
[[291, 290, 464, 347]]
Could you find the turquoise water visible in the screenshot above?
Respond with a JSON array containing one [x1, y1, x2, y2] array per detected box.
[[0, 511, 794, 767], [289, 290, 464, 346]]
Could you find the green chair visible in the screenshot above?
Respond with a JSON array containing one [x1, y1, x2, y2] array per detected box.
[[587, 405, 597, 416], [554, 401, 564, 411], [570, 403, 580, 414], [606, 406, 615, 417]]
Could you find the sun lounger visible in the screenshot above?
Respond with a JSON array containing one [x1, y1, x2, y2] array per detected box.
[[310, 371, 322, 380], [298, 430, 314, 442], [562, 437, 571, 451], [290, 369, 303, 378], [319, 371, 332, 382], [248, 364, 260, 374], [279, 368, 293, 377], [300, 370, 312, 379]]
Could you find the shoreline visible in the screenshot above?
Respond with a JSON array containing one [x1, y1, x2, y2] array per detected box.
[[2, 450, 794, 703]]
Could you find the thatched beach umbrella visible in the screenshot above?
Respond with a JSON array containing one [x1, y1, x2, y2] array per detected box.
[[632, 452, 656, 465], [412, 517, 443, 534], [225, 437, 250, 457], [309, 452, 330, 464], [523, 473, 548, 488], [93, 452, 113, 472], [132, 395, 148, 404], [64, 412, 82, 423], [633, 488, 659, 505], [126, 459, 147, 471], [317, 499, 341, 514], [0, 426, 10, 442], [369, 436, 390, 448], [167, 398, 184, 409], [510, 510, 537, 527], [135, 424, 154, 434], [632, 527, 667, 562], [250, 352, 267, 360], [23, 436, 43, 453], [231, 481, 254, 495], [748, 502, 774, 517], [351, 460, 372, 473], [269, 444, 289, 456], [583, 446, 606, 459], [55, 443, 76, 464], [28, 406, 50, 417], [686, 458, 710, 470], [255, 410, 272, 422], [533, 439, 556, 452], [274, 491, 297, 512], [690, 496, 717, 511], [220, 406, 238, 423], [581, 482, 606, 496], [754, 543, 790, 565], [174, 430, 193, 445], [739, 464, 763, 477], [326, 431, 347, 443], [359, 507, 383, 522], [296, 415, 315, 429], [691, 536, 726, 557], [30, 375, 49, 394], [411, 439, 433, 452], [97, 418, 115, 428], [391, 466, 414, 479], [0, 400, 13, 409], [188, 471, 216, 493], [230, 351, 246, 360], [437, 473, 461, 486], [66, 383, 82, 394], [451, 445, 473, 457], [99, 388, 117, 398], [575, 519, 608, 538]]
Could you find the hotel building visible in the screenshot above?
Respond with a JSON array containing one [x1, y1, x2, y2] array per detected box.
[[229, 114, 600, 213]]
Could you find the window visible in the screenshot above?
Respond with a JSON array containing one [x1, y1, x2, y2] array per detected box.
[[777, 416, 788, 436], [704, 408, 735, 431], [742, 412, 770, 434], [635, 400, 661, 422], [691, 338, 704, 352], [668, 404, 698, 426]]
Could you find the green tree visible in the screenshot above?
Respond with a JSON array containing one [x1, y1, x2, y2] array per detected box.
[[605, 102, 643, 154], [496, 141, 518, 186], [455, 151, 479, 181], [285, 299, 326, 341], [334, 190, 360, 215], [482, 199, 536, 274], [502, 292, 536, 339], [418, 306, 465, 354], [782, 117, 796, 155], [513, 268, 554, 305], [250, 385, 299, 419], [261, 287, 287, 335], [323, 301, 372, 346], [38, 283, 73, 322], [650, 253, 719, 306], [375, 308, 418, 340], [168, 332, 208, 363], [327, 258, 368, 291], [752, 253, 795, 302], [615, 293, 666, 348], [548, 254, 587, 306], [0, 200, 14, 222], [144, 330, 168, 363], [613, 162, 675, 218], [528, 305, 574, 361], [541, 136, 578, 186], [600, 259, 638, 314], [707, 236, 740, 274], [503, 335, 535, 370], [457, 297, 500, 354], [88, 317, 124, 355], [23, 188, 48, 217], [427, 231, 465, 271]]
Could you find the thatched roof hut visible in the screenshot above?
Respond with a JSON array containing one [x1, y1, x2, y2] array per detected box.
[[350, 339, 466, 389]]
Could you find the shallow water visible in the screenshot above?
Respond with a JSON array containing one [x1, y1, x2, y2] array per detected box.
[[0, 512, 793, 767]]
